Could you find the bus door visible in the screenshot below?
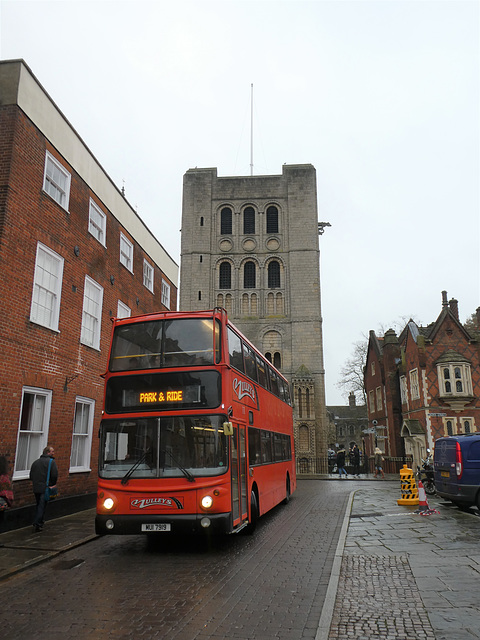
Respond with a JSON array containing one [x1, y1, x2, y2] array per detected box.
[[231, 424, 248, 528]]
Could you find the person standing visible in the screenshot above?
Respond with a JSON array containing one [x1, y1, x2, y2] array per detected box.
[[352, 444, 361, 477], [336, 446, 347, 478], [374, 447, 385, 478], [30, 445, 58, 532], [0, 456, 14, 542]]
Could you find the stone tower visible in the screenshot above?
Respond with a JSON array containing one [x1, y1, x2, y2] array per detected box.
[[179, 164, 328, 472]]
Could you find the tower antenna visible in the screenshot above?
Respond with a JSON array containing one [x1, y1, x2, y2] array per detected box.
[[250, 83, 254, 176]]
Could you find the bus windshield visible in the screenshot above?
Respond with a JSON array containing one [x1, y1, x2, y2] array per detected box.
[[109, 318, 220, 371], [99, 415, 228, 480]]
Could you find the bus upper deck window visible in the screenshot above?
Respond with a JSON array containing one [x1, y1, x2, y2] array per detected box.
[[228, 327, 244, 373]]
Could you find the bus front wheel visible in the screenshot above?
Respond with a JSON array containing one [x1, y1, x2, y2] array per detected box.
[[244, 490, 258, 535]]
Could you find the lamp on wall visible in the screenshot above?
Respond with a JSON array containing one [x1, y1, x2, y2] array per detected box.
[[64, 373, 79, 392]]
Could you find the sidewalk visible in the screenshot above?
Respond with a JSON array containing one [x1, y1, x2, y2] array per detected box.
[[0, 507, 98, 581], [322, 482, 480, 640]]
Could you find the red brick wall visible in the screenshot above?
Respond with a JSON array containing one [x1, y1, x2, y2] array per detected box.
[[0, 106, 177, 506]]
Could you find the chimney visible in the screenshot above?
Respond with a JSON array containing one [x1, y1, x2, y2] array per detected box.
[[449, 298, 459, 321], [476, 307, 480, 328], [348, 392, 356, 408], [441, 291, 448, 308]]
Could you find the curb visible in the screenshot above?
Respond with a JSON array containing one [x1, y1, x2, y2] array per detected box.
[[0, 534, 99, 582], [315, 490, 355, 640]]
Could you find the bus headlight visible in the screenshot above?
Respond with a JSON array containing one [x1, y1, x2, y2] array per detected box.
[[201, 495, 213, 509], [103, 498, 115, 510]]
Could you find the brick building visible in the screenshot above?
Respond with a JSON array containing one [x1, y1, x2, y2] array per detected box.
[[364, 293, 480, 467], [179, 165, 329, 472], [0, 60, 178, 511]]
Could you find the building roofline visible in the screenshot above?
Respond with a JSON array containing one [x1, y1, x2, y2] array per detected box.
[[0, 59, 178, 284]]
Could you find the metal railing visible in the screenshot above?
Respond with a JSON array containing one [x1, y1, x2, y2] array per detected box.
[[296, 456, 413, 476]]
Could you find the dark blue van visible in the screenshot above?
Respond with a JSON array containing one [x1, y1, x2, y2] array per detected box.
[[434, 433, 480, 511]]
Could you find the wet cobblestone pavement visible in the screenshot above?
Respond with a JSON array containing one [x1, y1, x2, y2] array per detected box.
[[327, 483, 480, 640], [0, 478, 479, 639]]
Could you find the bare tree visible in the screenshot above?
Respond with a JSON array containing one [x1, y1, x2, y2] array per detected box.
[[464, 312, 478, 332], [336, 338, 368, 406], [336, 316, 419, 406]]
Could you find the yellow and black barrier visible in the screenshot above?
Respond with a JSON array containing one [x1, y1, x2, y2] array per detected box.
[[397, 464, 419, 506]]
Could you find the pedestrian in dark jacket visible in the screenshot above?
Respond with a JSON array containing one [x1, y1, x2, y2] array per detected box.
[[352, 445, 361, 477], [336, 446, 347, 477], [30, 445, 58, 532]]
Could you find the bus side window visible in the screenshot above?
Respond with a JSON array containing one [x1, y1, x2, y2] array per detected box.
[[268, 366, 280, 397], [244, 344, 258, 382], [256, 355, 268, 389], [228, 327, 245, 373], [248, 428, 261, 465], [261, 430, 273, 463]]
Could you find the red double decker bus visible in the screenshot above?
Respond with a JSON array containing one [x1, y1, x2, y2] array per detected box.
[[96, 308, 295, 536]]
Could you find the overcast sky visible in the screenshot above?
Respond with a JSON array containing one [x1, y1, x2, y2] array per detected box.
[[1, 0, 479, 405]]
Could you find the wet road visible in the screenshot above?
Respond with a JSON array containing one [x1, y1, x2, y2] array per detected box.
[[0, 480, 351, 640]]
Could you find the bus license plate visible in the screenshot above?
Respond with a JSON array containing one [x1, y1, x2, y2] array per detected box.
[[141, 523, 171, 532], [441, 471, 450, 478]]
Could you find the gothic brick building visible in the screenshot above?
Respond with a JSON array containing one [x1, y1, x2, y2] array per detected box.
[[179, 165, 328, 472], [0, 60, 178, 510], [364, 293, 480, 467]]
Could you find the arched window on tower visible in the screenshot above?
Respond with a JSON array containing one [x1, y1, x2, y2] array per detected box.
[[243, 207, 255, 234], [219, 262, 231, 289], [221, 207, 232, 235], [273, 352, 281, 369], [268, 261, 280, 288], [266, 205, 279, 233], [299, 425, 309, 450], [244, 261, 256, 288]]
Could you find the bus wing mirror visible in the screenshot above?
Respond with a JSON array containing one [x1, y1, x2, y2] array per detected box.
[[223, 422, 234, 436]]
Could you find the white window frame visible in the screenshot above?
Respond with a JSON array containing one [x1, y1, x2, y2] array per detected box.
[[13, 387, 52, 480], [43, 151, 71, 211], [88, 199, 106, 246], [443, 417, 456, 437], [368, 389, 375, 414], [69, 396, 95, 472], [460, 417, 474, 434], [80, 276, 104, 350], [400, 375, 408, 405], [161, 279, 171, 309], [117, 300, 131, 319], [143, 259, 154, 293], [30, 242, 64, 331], [375, 386, 382, 412], [438, 363, 473, 397], [409, 369, 420, 400], [120, 233, 134, 272], [371, 362, 375, 376]]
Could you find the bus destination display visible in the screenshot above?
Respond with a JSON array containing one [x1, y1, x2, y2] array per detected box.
[[105, 371, 221, 413]]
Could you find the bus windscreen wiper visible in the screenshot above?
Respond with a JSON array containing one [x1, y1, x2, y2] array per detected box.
[[163, 449, 195, 482], [121, 448, 151, 485]]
